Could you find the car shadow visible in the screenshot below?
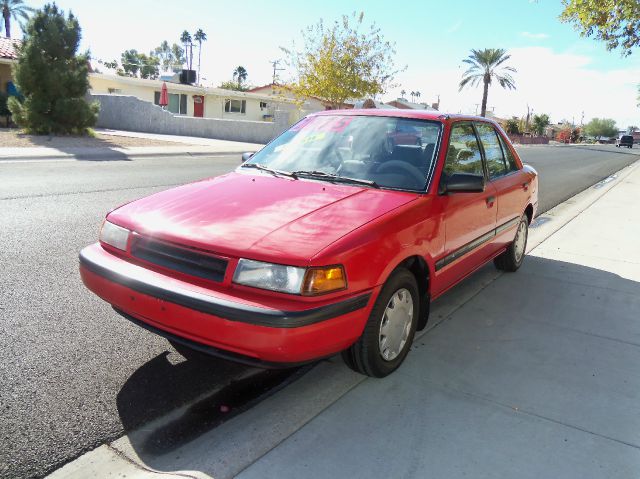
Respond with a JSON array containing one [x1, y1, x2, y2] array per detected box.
[[114, 256, 640, 478], [116, 349, 305, 455]]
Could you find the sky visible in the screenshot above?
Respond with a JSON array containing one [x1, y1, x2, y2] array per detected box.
[[16, 0, 640, 127]]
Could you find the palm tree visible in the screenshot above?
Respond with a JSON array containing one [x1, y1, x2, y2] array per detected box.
[[459, 48, 516, 117], [193, 29, 207, 85], [415, 91, 421, 102], [2, 0, 33, 38], [400, 89, 406, 99], [180, 30, 192, 69], [410, 91, 416, 102], [233, 66, 248, 89]]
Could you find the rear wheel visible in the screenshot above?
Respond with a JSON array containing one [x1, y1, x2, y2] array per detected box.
[[494, 215, 528, 272], [342, 269, 419, 377]]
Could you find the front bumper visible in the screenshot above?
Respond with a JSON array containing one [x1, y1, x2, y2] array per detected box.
[[79, 243, 373, 364]]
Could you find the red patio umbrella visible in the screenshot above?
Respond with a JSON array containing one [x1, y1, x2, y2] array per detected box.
[[159, 82, 169, 108]]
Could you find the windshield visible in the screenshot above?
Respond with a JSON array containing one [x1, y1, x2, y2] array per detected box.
[[243, 115, 442, 191]]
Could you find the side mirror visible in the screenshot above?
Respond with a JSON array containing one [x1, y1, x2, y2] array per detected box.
[[241, 152, 254, 163], [441, 173, 485, 194]]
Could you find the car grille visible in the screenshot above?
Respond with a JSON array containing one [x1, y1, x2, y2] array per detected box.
[[131, 236, 228, 283]]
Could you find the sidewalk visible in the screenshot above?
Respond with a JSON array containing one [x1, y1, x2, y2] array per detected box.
[[50, 161, 640, 479], [0, 129, 263, 161]]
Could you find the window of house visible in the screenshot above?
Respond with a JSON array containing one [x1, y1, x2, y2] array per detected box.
[[443, 123, 484, 176], [260, 101, 268, 110], [154, 91, 188, 115], [108, 88, 122, 94], [475, 123, 508, 179], [225, 99, 246, 114]]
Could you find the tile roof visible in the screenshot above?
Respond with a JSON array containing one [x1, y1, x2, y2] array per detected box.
[[0, 36, 20, 60]]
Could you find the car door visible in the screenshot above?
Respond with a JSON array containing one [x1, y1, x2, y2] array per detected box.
[[475, 122, 529, 252], [433, 122, 497, 295]]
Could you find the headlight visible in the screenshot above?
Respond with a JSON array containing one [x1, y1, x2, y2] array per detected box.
[[233, 259, 346, 295], [233, 259, 306, 294], [100, 220, 130, 251]]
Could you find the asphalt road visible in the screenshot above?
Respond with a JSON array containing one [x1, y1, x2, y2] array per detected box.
[[515, 144, 640, 213], [1, 144, 639, 479]]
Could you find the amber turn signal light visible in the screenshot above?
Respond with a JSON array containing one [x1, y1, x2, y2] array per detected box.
[[302, 265, 347, 296]]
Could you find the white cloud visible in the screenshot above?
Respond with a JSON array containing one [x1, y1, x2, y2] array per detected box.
[[388, 47, 640, 128], [521, 31, 550, 40]]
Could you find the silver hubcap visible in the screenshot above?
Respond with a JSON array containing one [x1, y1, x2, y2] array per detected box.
[[378, 288, 414, 362], [514, 220, 527, 262]]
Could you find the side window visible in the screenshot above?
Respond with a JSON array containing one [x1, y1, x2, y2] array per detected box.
[[498, 134, 519, 172], [476, 123, 508, 179], [443, 123, 484, 176]]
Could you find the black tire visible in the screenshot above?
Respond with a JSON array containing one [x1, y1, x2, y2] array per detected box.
[[494, 215, 529, 272], [342, 268, 419, 377]]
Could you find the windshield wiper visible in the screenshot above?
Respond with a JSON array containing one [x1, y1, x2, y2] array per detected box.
[[241, 163, 297, 179], [292, 170, 379, 188]]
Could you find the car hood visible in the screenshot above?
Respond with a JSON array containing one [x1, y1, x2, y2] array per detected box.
[[107, 171, 418, 263]]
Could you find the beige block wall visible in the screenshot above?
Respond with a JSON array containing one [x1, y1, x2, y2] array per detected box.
[[89, 76, 195, 117]]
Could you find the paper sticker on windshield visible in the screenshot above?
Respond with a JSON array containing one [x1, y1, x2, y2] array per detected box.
[[291, 116, 353, 133]]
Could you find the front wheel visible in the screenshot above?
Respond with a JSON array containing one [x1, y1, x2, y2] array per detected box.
[[342, 269, 419, 377], [494, 215, 528, 272]]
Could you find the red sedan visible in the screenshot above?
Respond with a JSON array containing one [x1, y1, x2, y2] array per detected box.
[[80, 110, 538, 377]]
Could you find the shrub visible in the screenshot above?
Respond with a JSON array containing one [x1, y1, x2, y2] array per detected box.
[[8, 4, 98, 135]]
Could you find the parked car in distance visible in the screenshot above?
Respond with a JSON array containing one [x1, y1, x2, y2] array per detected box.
[[616, 135, 634, 148], [80, 110, 538, 377]]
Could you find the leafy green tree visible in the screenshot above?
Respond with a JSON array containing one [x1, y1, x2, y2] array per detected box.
[[627, 125, 638, 133], [219, 79, 249, 92], [560, 0, 640, 56], [152, 41, 185, 73], [138, 53, 159, 79], [459, 48, 516, 117], [8, 4, 98, 135], [1, 0, 33, 38], [194, 29, 207, 84], [154, 40, 172, 71], [584, 117, 618, 138], [120, 49, 141, 77], [532, 113, 550, 136], [504, 117, 520, 135], [118, 49, 160, 79], [171, 43, 185, 72], [232, 66, 248, 89], [281, 12, 402, 109]]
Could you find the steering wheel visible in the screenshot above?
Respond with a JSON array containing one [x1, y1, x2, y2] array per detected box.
[[375, 160, 425, 189]]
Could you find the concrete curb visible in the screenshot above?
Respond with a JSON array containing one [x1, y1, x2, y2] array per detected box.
[[45, 159, 640, 479]]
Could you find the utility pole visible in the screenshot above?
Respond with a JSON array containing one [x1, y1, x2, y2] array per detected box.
[[580, 111, 584, 126], [269, 60, 285, 94]]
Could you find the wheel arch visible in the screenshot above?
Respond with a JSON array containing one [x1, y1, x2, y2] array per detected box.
[[390, 255, 432, 331], [524, 203, 534, 224]]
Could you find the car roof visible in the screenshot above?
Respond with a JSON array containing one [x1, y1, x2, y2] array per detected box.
[[311, 108, 501, 127]]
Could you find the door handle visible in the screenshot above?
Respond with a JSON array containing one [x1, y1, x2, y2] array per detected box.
[[522, 182, 529, 191], [486, 195, 496, 207]]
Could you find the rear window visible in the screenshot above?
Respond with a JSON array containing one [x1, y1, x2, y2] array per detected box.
[[621, 135, 633, 141]]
